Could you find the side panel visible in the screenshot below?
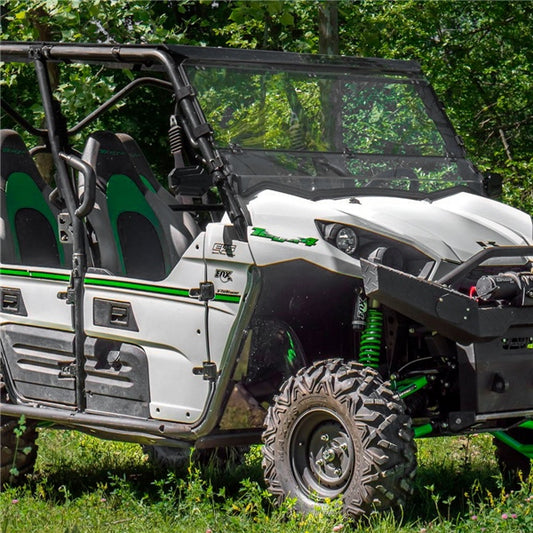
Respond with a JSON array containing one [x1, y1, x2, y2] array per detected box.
[[0, 268, 72, 331], [0, 323, 75, 405], [0, 268, 74, 405]]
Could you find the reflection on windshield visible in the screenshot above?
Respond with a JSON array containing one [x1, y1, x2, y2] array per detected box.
[[189, 65, 482, 196]]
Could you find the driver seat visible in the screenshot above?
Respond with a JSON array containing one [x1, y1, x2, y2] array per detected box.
[[80, 131, 196, 280]]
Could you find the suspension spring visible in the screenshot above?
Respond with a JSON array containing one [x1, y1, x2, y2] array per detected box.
[[168, 119, 183, 154], [358, 308, 383, 369]]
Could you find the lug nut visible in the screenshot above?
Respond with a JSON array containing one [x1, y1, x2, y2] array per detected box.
[[321, 434, 330, 442]]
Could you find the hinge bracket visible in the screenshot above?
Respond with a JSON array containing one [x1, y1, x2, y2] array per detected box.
[[192, 361, 218, 381]]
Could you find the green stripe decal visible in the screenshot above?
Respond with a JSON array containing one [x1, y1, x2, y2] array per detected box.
[[214, 294, 241, 303], [0, 268, 69, 282], [84, 277, 189, 297], [1, 268, 241, 303]]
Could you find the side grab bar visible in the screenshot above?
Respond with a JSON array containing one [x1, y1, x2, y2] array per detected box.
[[59, 152, 96, 218]]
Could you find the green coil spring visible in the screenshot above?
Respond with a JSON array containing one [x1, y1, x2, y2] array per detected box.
[[358, 308, 383, 368]]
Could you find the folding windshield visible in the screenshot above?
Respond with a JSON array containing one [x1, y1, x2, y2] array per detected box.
[[188, 64, 482, 197]]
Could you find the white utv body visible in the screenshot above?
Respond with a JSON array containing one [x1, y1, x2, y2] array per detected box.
[[0, 42, 532, 518]]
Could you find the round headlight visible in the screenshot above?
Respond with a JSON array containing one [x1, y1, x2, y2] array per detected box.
[[335, 226, 358, 255]]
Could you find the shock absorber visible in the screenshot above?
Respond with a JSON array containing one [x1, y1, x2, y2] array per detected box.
[[358, 300, 384, 369]]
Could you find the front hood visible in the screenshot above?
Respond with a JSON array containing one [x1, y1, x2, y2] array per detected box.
[[322, 192, 532, 262]]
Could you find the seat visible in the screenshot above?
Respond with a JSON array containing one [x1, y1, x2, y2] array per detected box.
[[0, 129, 67, 268], [80, 131, 198, 280], [116, 132, 200, 238]]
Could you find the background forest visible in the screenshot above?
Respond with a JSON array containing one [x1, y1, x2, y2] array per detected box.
[[1, 0, 531, 212]]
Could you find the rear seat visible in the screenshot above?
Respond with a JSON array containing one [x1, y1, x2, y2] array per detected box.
[[0, 129, 68, 268], [80, 131, 199, 280]]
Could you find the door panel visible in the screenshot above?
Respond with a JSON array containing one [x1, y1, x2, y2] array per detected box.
[[82, 234, 211, 423]]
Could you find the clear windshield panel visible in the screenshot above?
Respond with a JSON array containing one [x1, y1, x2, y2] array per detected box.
[[188, 65, 481, 196]]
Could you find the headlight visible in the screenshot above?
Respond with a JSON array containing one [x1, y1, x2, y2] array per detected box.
[[316, 219, 435, 277], [335, 226, 358, 255]]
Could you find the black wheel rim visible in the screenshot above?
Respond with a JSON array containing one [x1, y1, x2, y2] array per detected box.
[[289, 407, 355, 500]]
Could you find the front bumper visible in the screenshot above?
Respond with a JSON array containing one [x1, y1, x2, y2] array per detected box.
[[361, 246, 533, 423]]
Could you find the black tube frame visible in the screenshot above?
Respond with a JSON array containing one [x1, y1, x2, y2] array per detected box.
[[33, 51, 89, 412], [438, 245, 533, 287]]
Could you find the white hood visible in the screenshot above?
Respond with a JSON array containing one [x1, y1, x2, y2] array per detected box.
[[320, 192, 532, 262], [247, 190, 532, 268]]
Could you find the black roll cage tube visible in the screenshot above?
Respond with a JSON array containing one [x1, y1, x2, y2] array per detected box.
[[69, 77, 173, 135], [1, 99, 48, 138], [438, 245, 533, 287], [1, 76, 173, 137]]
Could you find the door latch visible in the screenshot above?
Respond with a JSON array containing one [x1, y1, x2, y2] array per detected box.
[[0, 287, 27, 316], [193, 361, 218, 381], [189, 282, 215, 301]]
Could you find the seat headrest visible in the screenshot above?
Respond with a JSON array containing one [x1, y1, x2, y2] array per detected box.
[[0, 129, 47, 192], [82, 131, 147, 192], [116, 133, 161, 193]]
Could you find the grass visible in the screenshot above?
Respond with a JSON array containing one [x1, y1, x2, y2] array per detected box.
[[1, 428, 532, 532]]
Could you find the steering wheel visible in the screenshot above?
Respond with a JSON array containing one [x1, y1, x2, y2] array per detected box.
[[364, 168, 419, 192]]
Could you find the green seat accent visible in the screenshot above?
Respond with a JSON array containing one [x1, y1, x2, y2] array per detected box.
[[106, 173, 167, 276], [5, 171, 64, 266], [139, 174, 157, 193]]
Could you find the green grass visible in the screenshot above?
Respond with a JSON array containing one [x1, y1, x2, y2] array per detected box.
[[1, 429, 532, 532]]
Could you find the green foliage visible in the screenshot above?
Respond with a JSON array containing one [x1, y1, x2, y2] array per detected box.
[[338, 1, 532, 212], [0, 0, 530, 211], [8, 415, 31, 478]]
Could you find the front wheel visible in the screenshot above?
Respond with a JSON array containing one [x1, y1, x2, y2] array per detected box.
[[262, 359, 416, 518]]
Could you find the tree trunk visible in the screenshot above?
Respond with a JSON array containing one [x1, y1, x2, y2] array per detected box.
[[319, 1, 339, 55], [318, 2, 341, 150]]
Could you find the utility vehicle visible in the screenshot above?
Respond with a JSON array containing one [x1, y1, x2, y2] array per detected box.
[[1, 42, 532, 517]]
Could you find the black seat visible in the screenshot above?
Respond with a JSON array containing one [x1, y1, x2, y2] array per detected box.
[[80, 131, 198, 280], [0, 129, 67, 268]]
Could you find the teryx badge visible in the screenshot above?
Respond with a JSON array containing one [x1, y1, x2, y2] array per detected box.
[[215, 269, 233, 283], [251, 227, 318, 247]]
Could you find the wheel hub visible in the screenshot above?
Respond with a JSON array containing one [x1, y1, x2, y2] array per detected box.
[[290, 410, 356, 498]]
